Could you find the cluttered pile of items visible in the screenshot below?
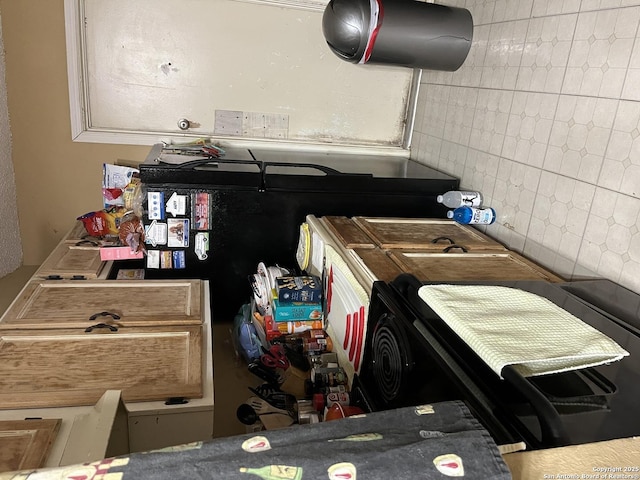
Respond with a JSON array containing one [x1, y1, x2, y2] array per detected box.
[[74, 163, 148, 264], [233, 263, 364, 431], [75, 140, 226, 268]]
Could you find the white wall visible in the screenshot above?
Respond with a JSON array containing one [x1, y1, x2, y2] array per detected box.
[[0, 16, 23, 278]]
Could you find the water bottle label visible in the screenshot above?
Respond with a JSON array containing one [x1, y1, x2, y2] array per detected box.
[[471, 208, 495, 224], [460, 191, 483, 207]]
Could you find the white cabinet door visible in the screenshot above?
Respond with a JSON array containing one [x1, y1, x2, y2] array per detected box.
[[66, 0, 416, 149]]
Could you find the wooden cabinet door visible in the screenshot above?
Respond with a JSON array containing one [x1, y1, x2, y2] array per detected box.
[[351, 248, 405, 283], [0, 279, 203, 330], [352, 217, 507, 251], [387, 250, 563, 282], [321, 216, 376, 249], [0, 419, 61, 472], [0, 325, 203, 409], [34, 242, 105, 280]]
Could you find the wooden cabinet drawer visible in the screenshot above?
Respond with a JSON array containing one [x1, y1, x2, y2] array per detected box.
[[352, 216, 507, 251], [34, 241, 106, 280], [321, 216, 377, 249], [0, 324, 203, 409], [351, 248, 405, 283], [0, 279, 203, 330], [387, 250, 563, 282], [0, 419, 61, 472]]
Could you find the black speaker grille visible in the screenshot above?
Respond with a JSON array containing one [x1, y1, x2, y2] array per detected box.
[[370, 313, 412, 405]]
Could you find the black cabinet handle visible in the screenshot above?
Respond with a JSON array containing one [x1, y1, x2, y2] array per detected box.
[[85, 323, 118, 333], [443, 245, 468, 253], [75, 239, 99, 247], [89, 311, 121, 321], [430, 236, 455, 244]]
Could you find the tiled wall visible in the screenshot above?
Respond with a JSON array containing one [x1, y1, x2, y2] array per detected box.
[[411, 0, 640, 295]]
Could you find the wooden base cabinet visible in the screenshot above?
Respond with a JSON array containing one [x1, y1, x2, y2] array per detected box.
[[0, 390, 129, 473], [319, 216, 563, 283], [0, 279, 206, 409]]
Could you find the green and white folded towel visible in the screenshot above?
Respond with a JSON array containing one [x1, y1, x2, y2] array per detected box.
[[418, 284, 629, 378]]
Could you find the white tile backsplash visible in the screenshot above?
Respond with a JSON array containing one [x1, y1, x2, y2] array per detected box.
[[600, 100, 640, 197], [412, 0, 640, 295], [563, 8, 640, 97], [517, 15, 576, 93], [503, 91, 558, 167], [532, 0, 581, 17]]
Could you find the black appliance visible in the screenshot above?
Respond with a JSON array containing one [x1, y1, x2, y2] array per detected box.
[[136, 147, 458, 320], [559, 279, 640, 337], [352, 273, 640, 450]]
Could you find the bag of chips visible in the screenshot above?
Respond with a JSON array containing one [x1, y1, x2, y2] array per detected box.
[[77, 206, 127, 237]]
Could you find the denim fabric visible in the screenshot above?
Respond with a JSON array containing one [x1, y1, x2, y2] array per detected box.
[[97, 400, 513, 480]]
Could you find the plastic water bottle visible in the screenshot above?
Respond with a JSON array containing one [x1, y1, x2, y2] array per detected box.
[[437, 190, 483, 208], [447, 206, 496, 225]]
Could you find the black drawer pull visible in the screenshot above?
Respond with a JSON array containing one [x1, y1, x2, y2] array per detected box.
[[431, 236, 455, 245], [75, 239, 99, 247], [85, 323, 118, 333], [89, 311, 121, 321], [443, 244, 468, 253]]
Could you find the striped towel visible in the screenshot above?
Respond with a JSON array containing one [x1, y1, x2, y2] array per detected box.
[[418, 284, 629, 378]]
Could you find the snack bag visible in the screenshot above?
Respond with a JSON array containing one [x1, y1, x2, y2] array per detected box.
[[77, 207, 126, 237], [118, 212, 146, 253], [103, 164, 140, 207]]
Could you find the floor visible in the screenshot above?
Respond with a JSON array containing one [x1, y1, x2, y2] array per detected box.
[[211, 319, 264, 438], [412, 0, 640, 296]]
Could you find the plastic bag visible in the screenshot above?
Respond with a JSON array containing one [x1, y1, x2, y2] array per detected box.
[[232, 303, 262, 363]]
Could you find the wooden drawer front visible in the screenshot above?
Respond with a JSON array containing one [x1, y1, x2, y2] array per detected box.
[[0, 391, 128, 468], [387, 250, 563, 282], [321, 216, 376, 248], [353, 248, 405, 283], [0, 326, 203, 409], [352, 217, 506, 251], [0, 419, 61, 472], [35, 242, 104, 280], [0, 280, 203, 329]]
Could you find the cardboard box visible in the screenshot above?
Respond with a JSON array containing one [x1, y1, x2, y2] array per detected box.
[[276, 276, 322, 303], [100, 246, 144, 261], [502, 437, 640, 480], [272, 299, 323, 322], [263, 316, 324, 340]]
